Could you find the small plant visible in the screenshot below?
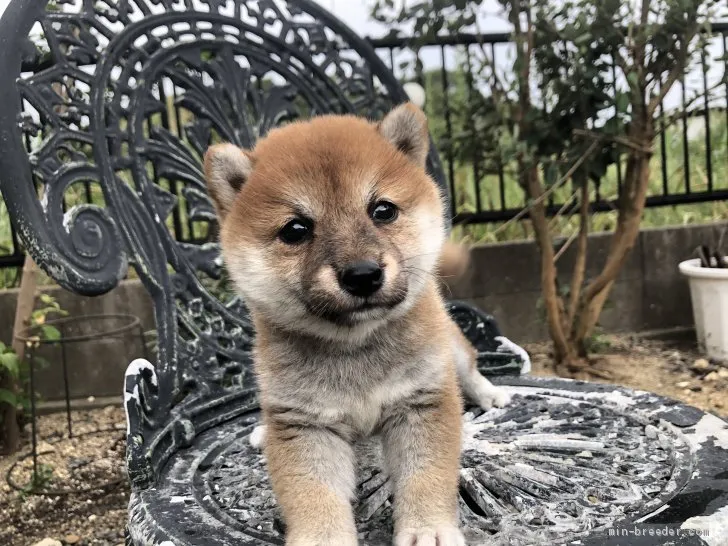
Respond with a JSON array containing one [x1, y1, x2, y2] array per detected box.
[[0, 293, 67, 448], [696, 245, 727, 268], [0, 342, 21, 409], [26, 293, 67, 344], [20, 463, 55, 496], [585, 329, 612, 355]]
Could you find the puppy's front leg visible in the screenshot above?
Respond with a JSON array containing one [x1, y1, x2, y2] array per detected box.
[[451, 323, 511, 410], [264, 413, 358, 546], [381, 382, 465, 546]]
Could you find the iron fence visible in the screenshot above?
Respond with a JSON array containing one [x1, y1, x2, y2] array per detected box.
[[1, 23, 727, 275], [369, 22, 728, 225]]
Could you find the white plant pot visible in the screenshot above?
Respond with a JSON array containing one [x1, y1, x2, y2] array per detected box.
[[679, 258, 728, 362]]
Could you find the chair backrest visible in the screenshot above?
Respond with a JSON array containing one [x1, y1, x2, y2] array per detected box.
[[0, 0, 446, 488]]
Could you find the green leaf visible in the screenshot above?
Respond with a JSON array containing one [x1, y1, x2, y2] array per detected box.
[[627, 71, 639, 90], [0, 389, 17, 407], [41, 325, 62, 341], [39, 294, 54, 304], [0, 352, 20, 378], [33, 307, 60, 317], [544, 162, 560, 186], [575, 33, 592, 46], [615, 92, 630, 114]]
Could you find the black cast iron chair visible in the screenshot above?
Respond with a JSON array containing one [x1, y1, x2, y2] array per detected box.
[[1, 2, 727, 545]]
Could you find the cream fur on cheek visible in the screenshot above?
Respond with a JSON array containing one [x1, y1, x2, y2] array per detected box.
[[412, 209, 446, 269], [223, 245, 285, 308]]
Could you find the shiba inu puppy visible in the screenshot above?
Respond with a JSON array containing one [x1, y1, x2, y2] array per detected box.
[[205, 103, 510, 546]]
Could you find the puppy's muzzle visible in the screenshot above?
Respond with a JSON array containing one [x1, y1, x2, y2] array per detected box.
[[337, 260, 384, 298]]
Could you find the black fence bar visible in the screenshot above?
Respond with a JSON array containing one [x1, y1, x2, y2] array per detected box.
[[611, 59, 623, 194], [370, 31, 513, 49], [659, 88, 669, 196], [464, 47, 483, 215], [701, 49, 713, 192], [368, 22, 728, 48], [453, 189, 728, 226], [724, 33, 728, 169], [491, 42, 507, 212], [439, 44, 457, 219], [680, 74, 691, 194], [0, 251, 25, 269]]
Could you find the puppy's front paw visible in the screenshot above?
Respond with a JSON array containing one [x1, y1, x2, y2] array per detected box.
[[394, 524, 465, 546], [476, 386, 511, 410]]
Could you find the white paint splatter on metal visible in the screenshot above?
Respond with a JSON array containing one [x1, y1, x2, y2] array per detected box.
[[685, 414, 728, 451], [124, 358, 158, 435], [40, 189, 49, 213], [681, 504, 728, 546], [62, 209, 74, 233], [495, 336, 532, 374]]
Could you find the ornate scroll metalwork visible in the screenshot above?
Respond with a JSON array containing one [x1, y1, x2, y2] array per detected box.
[[0, 0, 452, 489]]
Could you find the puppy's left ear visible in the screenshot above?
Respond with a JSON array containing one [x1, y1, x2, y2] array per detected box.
[[377, 102, 430, 167], [204, 143, 254, 221]]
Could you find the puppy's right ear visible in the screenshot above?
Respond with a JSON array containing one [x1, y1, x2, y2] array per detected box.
[[203, 143, 254, 221], [377, 102, 429, 167]]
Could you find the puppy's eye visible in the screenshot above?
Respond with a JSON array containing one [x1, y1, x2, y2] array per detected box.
[[370, 201, 398, 224], [278, 218, 313, 245]]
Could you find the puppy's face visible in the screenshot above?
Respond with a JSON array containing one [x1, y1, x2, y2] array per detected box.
[[204, 104, 445, 341]]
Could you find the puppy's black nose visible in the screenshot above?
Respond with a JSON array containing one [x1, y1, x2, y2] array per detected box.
[[338, 261, 384, 298]]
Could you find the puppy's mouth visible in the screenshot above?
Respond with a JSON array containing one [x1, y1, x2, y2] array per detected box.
[[304, 294, 407, 326]]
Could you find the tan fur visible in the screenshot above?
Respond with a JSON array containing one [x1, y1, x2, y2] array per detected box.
[[205, 103, 509, 545]]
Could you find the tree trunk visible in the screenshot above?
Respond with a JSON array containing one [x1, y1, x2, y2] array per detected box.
[[522, 165, 573, 364], [571, 128, 654, 355], [1, 256, 38, 454]]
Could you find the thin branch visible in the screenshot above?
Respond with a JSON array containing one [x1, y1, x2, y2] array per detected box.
[[648, 55, 688, 115], [553, 229, 580, 263], [640, 0, 650, 27], [525, 3, 534, 85], [572, 128, 652, 153], [548, 188, 580, 229]]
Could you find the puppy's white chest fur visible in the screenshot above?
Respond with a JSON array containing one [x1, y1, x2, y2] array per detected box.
[[340, 361, 443, 434], [256, 330, 447, 436]]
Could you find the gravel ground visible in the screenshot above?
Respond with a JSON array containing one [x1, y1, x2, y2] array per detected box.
[[528, 334, 728, 418], [0, 334, 726, 546], [0, 406, 129, 546]]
